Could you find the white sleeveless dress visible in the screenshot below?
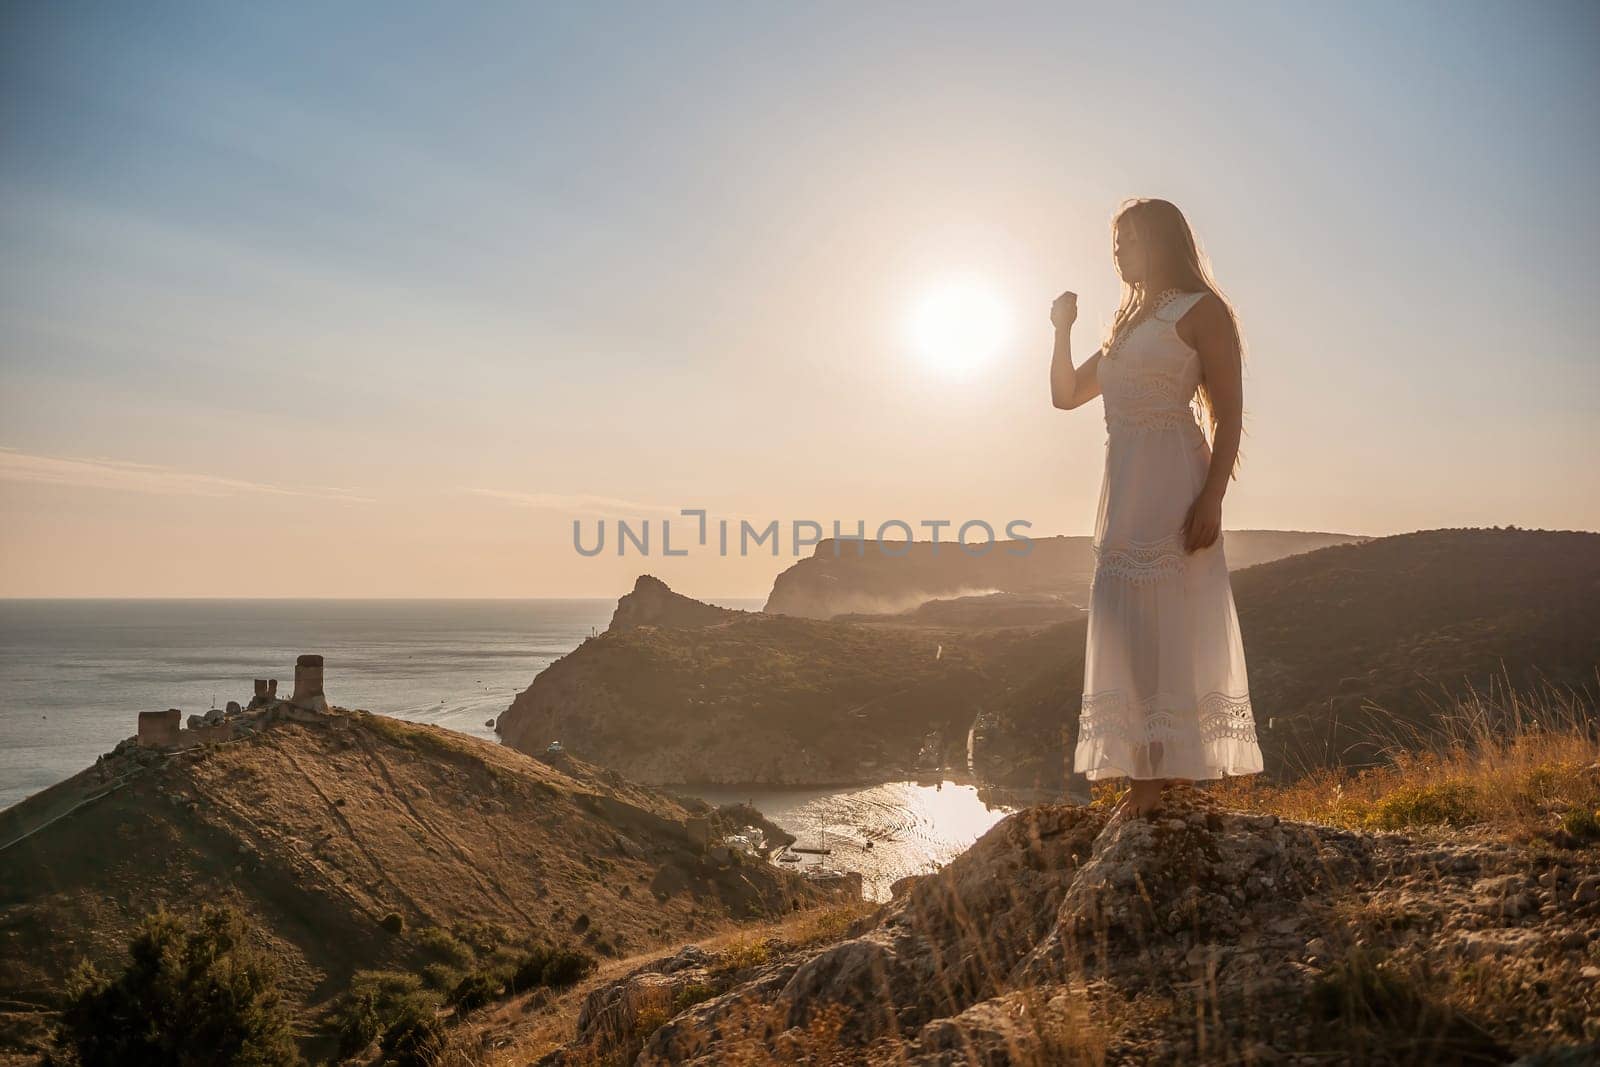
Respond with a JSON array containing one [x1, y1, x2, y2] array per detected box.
[[1073, 289, 1264, 782]]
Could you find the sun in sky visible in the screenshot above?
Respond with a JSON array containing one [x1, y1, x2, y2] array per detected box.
[[902, 276, 1015, 379]]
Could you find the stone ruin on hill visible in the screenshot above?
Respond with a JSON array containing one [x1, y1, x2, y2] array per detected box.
[[251, 653, 329, 714], [132, 653, 333, 751]]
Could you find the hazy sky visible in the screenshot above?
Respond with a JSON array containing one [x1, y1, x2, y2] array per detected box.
[[3, 2, 1597, 598]]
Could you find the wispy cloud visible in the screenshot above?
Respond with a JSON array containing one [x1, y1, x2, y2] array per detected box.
[[0, 447, 374, 502], [463, 488, 682, 516]]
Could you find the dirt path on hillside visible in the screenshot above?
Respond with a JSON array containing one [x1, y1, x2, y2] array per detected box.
[[349, 732, 541, 928]]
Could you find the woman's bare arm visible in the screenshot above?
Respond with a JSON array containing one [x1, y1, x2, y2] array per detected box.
[[1179, 293, 1243, 551], [1051, 343, 1102, 409], [1049, 291, 1102, 409]]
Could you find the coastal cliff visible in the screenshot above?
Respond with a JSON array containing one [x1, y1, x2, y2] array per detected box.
[[497, 593, 991, 786], [763, 530, 1364, 620]]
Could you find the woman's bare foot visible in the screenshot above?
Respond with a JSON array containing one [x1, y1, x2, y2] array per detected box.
[[1111, 778, 1166, 818]]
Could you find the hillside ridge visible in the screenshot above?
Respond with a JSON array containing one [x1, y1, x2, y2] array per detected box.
[[0, 690, 831, 1056]]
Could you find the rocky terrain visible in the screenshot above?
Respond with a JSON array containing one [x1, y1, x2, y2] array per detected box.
[[764, 530, 1362, 620], [500, 529, 1600, 791], [0, 704, 827, 1058], [528, 785, 1600, 1065]]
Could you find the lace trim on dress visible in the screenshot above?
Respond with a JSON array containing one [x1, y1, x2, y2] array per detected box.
[[1113, 369, 1192, 405], [1102, 288, 1185, 361], [1105, 407, 1204, 433], [1091, 533, 1188, 584], [1078, 689, 1259, 745]]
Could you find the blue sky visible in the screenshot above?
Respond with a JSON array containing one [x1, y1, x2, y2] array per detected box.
[[2, 2, 1597, 596]]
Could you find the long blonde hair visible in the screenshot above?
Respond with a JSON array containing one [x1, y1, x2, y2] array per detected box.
[[1104, 197, 1246, 476]]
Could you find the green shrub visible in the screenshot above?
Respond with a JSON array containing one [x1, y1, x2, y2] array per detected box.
[[418, 962, 462, 993], [380, 912, 405, 935], [413, 926, 475, 969], [1362, 781, 1482, 829], [509, 945, 596, 991], [1560, 806, 1600, 841], [448, 970, 503, 1013], [509, 946, 555, 992], [379, 1000, 447, 1067], [711, 936, 771, 976], [451, 920, 509, 957], [52, 905, 299, 1067], [333, 993, 381, 1060], [672, 982, 719, 1012], [331, 970, 436, 1060], [540, 947, 597, 988]]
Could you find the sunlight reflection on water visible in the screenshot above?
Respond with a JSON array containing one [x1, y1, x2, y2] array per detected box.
[[677, 779, 1020, 901]]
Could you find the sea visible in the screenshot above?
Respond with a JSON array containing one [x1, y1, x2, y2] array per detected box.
[[681, 780, 1019, 902], [0, 599, 1018, 896]]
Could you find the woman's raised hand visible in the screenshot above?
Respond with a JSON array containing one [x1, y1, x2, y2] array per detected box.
[[1051, 290, 1078, 331]]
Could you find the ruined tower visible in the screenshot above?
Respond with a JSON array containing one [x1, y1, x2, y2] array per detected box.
[[290, 654, 327, 712], [137, 708, 181, 748]]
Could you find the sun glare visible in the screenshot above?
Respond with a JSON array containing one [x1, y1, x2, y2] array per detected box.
[[904, 278, 1014, 378]]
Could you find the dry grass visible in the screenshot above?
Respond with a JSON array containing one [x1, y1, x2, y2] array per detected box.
[[464, 900, 877, 1066], [1209, 679, 1600, 840]]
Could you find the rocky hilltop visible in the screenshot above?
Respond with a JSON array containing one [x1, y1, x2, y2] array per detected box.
[[516, 784, 1600, 1064], [610, 574, 747, 632], [0, 688, 829, 1057], [764, 529, 1363, 619]]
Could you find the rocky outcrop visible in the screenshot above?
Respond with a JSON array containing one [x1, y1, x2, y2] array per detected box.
[[609, 575, 747, 632], [498, 582, 993, 785], [535, 787, 1600, 1065]]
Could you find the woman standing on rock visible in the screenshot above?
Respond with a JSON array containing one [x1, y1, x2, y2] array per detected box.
[[1049, 198, 1264, 816]]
